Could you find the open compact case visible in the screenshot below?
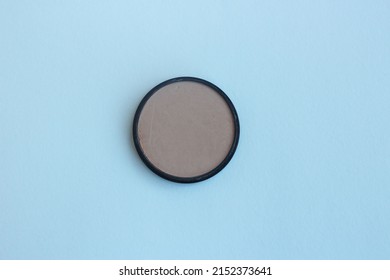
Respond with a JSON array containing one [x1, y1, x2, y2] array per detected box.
[[133, 77, 239, 183]]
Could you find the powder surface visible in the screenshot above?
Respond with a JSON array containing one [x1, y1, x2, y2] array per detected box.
[[137, 81, 235, 178]]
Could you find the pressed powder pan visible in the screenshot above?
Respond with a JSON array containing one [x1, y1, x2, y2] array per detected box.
[[133, 77, 239, 183]]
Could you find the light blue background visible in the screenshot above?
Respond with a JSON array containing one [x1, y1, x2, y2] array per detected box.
[[1, 0, 389, 259]]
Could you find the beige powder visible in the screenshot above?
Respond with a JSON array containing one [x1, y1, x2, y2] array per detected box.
[[137, 81, 235, 178]]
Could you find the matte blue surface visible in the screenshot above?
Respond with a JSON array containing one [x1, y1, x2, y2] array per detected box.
[[1, 1, 389, 259]]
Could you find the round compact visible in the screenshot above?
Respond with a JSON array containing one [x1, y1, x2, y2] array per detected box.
[[133, 77, 239, 183]]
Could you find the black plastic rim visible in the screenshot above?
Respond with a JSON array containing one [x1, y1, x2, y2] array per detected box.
[[132, 77, 240, 183]]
